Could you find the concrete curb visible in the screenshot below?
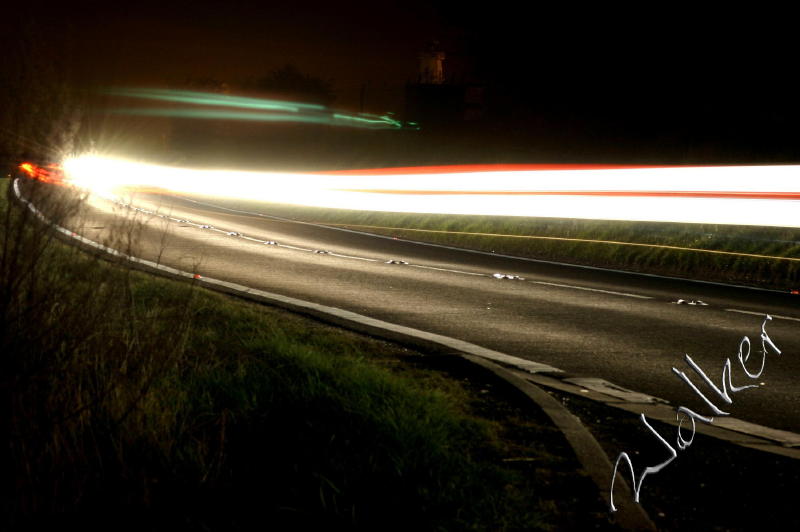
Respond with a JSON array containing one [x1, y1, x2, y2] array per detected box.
[[463, 354, 656, 531], [518, 371, 800, 459]]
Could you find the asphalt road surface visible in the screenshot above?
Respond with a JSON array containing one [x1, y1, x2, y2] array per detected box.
[[58, 187, 800, 435]]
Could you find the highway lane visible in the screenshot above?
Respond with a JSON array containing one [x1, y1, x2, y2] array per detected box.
[[62, 187, 800, 434]]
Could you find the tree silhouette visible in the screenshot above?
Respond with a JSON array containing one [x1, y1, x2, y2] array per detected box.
[[252, 64, 335, 106], [0, 18, 85, 164]]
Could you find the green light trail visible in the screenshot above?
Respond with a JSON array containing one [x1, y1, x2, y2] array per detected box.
[[104, 87, 411, 130]]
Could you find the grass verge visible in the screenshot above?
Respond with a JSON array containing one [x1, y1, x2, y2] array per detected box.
[[1, 177, 609, 530]]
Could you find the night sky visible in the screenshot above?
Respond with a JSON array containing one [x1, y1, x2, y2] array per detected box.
[[3, 2, 799, 162], [5, 1, 443, 110]]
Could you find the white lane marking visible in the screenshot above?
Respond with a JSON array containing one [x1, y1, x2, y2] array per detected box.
[[118, 197, 378, 260], [112, 195, 660, 300], [328, 252, 380, 262], [174, 196, 791, 295], [409, 264, 488, 277], [180, 196, 290, 219], [529, 280, 653, 299], [726, 308, 800, 322], [279, 244, 314, 252]]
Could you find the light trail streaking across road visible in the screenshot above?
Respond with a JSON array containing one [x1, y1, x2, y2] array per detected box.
[[104, 87, 406, 129], [53, 156, 800, 227]]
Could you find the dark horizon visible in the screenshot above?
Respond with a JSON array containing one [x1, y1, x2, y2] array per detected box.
[[3, 2, 798, 163]]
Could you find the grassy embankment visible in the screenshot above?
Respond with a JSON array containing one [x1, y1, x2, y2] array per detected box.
[[0, 178, 605, 530], [222, 200, 800, 291]]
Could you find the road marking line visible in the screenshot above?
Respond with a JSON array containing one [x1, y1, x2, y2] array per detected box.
[[168, 195, 791, 295], [725, 308, 800, 322], [328, 253, 379, 262], [409, 264, 487, 277], [317, 222, 800, 262], [530, 280, 653, 299], [124, 197, 653, 298], [127, 197, 382, 263], [114, 196, 719, 303], [280, 244, 313, 252]]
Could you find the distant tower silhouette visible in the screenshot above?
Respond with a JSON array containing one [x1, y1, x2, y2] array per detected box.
[[418, 41, 445, 84]]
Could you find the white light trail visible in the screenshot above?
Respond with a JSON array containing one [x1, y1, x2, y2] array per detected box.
[[60, 155, 800, 227]]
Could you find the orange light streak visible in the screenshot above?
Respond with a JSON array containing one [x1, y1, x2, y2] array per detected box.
[[18, 162, 66, 185]]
